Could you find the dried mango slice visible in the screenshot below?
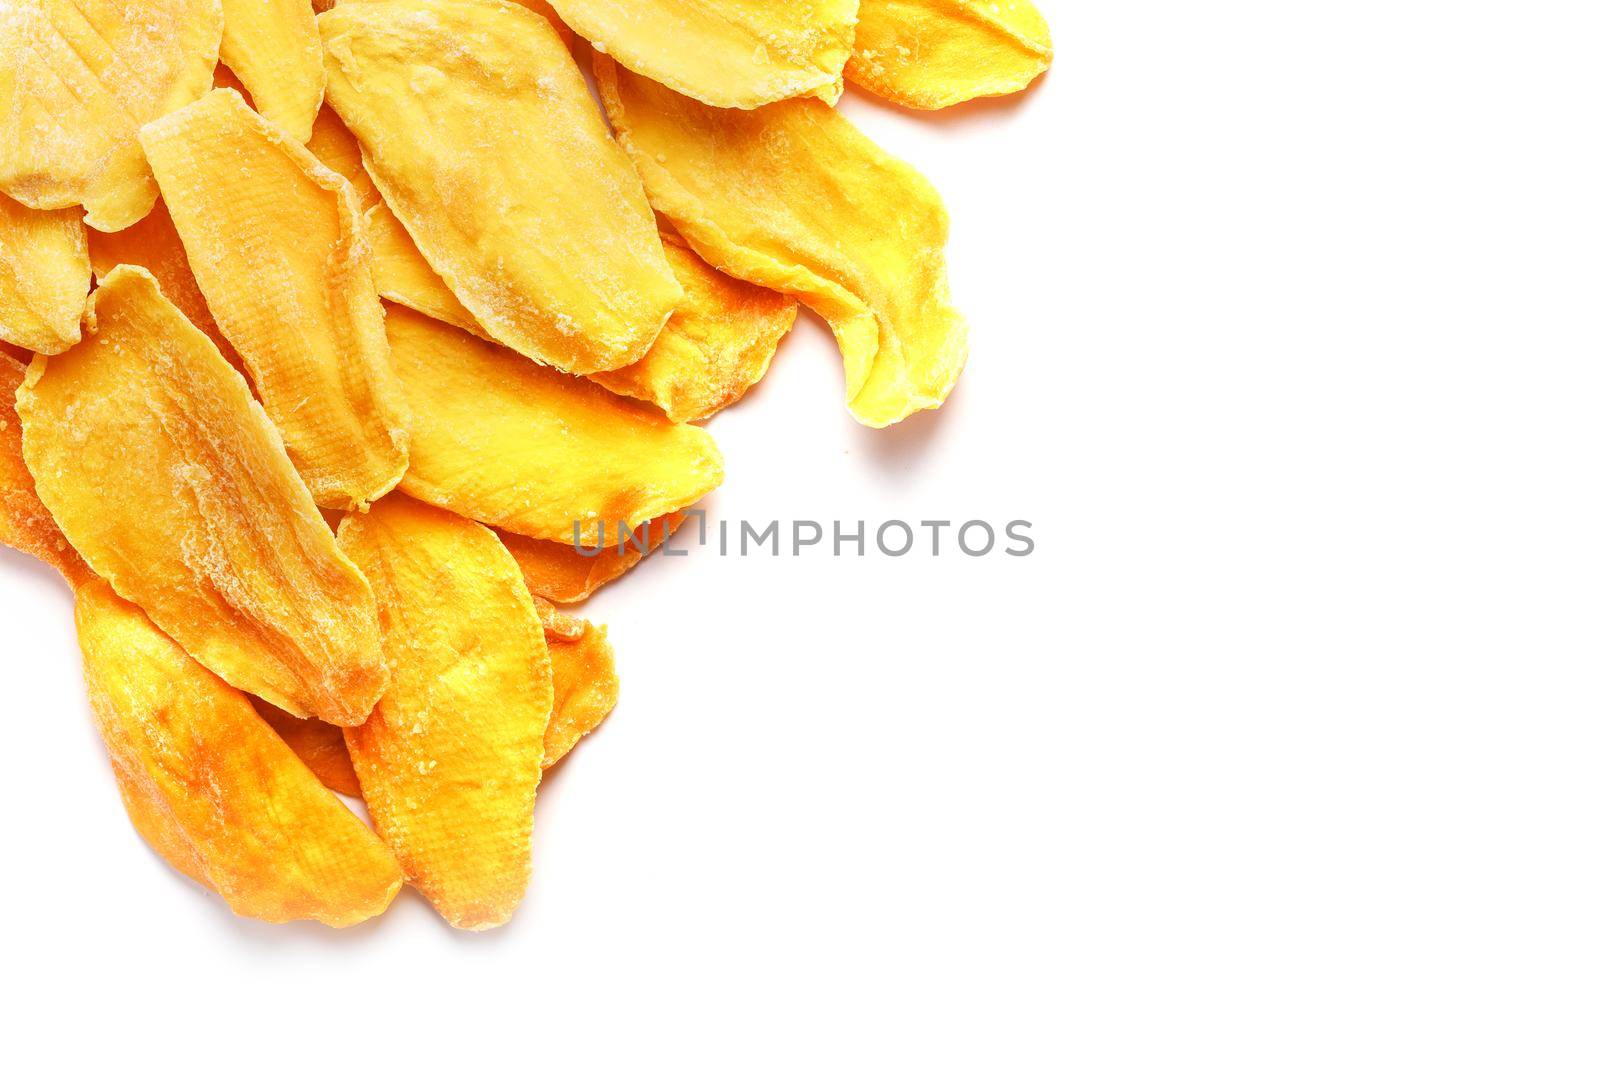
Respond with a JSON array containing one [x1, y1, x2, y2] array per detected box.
[[533, 596, 587, 644], [338, 495, 553, 931], [18, 265, 388, 726], [847, 0, 1052, 110], [219, 0, 325, 142], [75, 580, 403, 927], [511, 0, 576, 49], [364, 204, 487, 337], [0, 195, 90, 355], [593, 235, 798, 422], [545, 0, 857, 109], [499, 513, 685, 605], [319, 0, 681, 375], [257, 700, 363, 797], [595, 58, 969, 428], [543, 621, 618, 768], [85, 199, 244, 373], [386, 306, 722, 545], [141, 89, 410, 511], [0, 1, 223, 231], [305, 107, 380, 211], [0, 344, 89, 585]]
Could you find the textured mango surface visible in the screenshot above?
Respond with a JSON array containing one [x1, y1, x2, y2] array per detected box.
[[142, 89, 410, 511], [847, 0, 1052, 110], [0, 345, 89, 585], [75, 580, 403, 927], [219, 0, 325, 142], [500, 513, 685, 605], [257, 700, 363, 797], [0, 0, 223, 232], [320, 0, 681, 375], [543, 621, 619, 768], [18, 266, 388, 726], [339, 495, 553, 931], [386, 306, 722, 545], [546, 0, 858, 109], [594, 235, 798, 423], [0, 195, 90, 355], [596, 58, 969, 428]]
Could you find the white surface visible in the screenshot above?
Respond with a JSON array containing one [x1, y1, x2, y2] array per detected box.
[[5, 1, 1599, 1062]]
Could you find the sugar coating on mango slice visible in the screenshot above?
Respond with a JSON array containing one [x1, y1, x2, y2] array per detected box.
[[219, 0, 325, 142], [385, 305, 722, 546], [546, 0, 858, 109], [0, 0, 223, 232], [18, 265, 388, 727], [141, 89, 410, 512], [75, 580, 403, 927], [339, 495, 553, 931], [595, 57, 969, 428], [319, 0, 681, 375], [0, 196, 91, 355], [847, 0, 1052, 110]]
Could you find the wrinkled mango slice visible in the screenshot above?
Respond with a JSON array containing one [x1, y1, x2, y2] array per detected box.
[[0, 1, 223, 232], [0, 344, 89, 585], [533, 596, 587, 644], [500, 513, 685, 605], [543, 621, 619, 768], [594, 234, 798, 422], [75, 580, 403, 927], [0, 195, 90, 355], [847, 0, 1052, 110], [18, 265, 388, 726], [319, 0, 680, 375], [338, 495, 553, 931], [545, 0, 857, 109], [595, 58, 969, 428], [219, 0, 325, 142], [256, 700, 363, 798], [141, 89, 410, 511], [386, 306, 722, 545]]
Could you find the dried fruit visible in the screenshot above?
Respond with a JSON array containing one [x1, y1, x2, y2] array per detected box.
[[543, 621, 619, 768], [386, 306, 722, 545], [319, 0, 681, 375], [532, 597, 587, 644], [512, 0, 576, 48], [595, 58, 969, 428], [500, 514, 685, 605], [75, 579, 403, 927], [846, 0, 1052, 110], [18, 265, 388, 726], [0, 0, 223, 232], [0, 344, 88, 585], [141, 88, 410, 511], [219, 0, 325, 142], [0, 195, 90, 355], [593, 234, 798, 422], [545, 0, 857, 109], [256, 701, 363, 797], [338, 495, 553, 931]]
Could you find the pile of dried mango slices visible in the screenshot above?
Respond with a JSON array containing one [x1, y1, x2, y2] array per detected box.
[[0, 0, 1050, 930]]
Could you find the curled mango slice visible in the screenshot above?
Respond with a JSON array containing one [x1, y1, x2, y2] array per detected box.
[[595, 58, 969, 428], [75, 580, 403, 927], [17, 265, 388, 727], [141, 89, 410, 511], [219, 0, 325, 142], [500, 513, 685, 605], [0, 1, 223, 232], [594, 234, 798, 423], [338, 495, 553, 931], [545, 0, 858, 109], [847, 0, 1052, 110], [543, 621, 619, 768], [0, 345, 88, 584], [386, 306, 722, 545], [0, 196, 90, 355], [319, 0, 681, 375], [256, 700, 363, 798]]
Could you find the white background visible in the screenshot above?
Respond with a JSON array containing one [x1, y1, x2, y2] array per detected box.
[[4, 1, 1598, 1062]]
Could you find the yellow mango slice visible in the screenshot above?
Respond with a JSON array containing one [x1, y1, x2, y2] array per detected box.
[[0, 195, 90, 355], [847, 0, 1052, 110], [500, 513, 684, 605], [386, 306, 722, 545], [0, 1, 223, 232], [75, 580, 403, 927], [545, 0, 857, 109], [543, 621, 619, 768], [595, 58, 969, 428], [18, 265, 388, 727], [256, 700, 363, 797], [594, 235, 798, 422], [141, 89, 410, 511], [219, 0, 325, 142], [319, 0, 681, 375], [305, 106, 380, 210], [533, 596, 587, 644], [0, 344, 89, 585], [511, 0, 576, 48], [338, 495, 553, 931], [85, 199, 244, 373]]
